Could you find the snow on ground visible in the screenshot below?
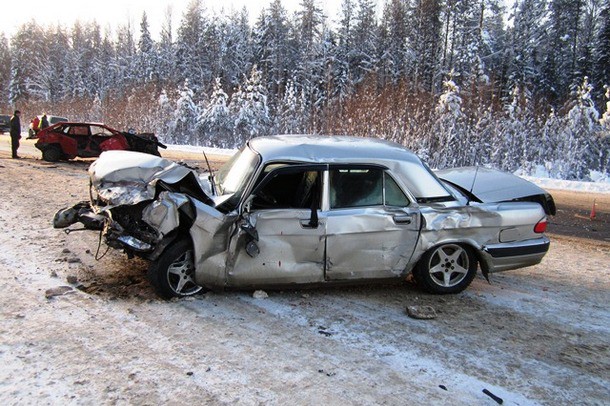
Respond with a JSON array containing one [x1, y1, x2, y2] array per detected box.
[[523, 175, 610, 193]]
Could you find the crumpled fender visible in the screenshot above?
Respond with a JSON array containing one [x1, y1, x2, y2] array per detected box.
[[142, 192, 191, 237]]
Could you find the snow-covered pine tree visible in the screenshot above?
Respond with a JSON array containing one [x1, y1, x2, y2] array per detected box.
[[175, 0, 206, 92], [410, 0, 442, 92], [539, 107, 566, 178], [197, 77, 233, 147], [115, 22, 136, 89], [274, 78, 304, 134], [157, 7, 175, 84], [598, 86, 610, 175], [45, 27, 72, 103], [494, 85, 537, 173], [430, 76, 468, 168], [136, 12, 157, 83], [333, 0, 356, 104], [561, 77, 600, 179], [543, 0, 586, 103], [593, 0, 610, 107], [352, 0, 378, 86], [253, 0, 292, 99], [232, 66, 271, 146], [89, 93, 103, 122], [377, 0, 408, 86], [505, 0, 547, 94], [170, 79, 199, 145], [220, 8, 253, 90], [9, 22, 47, 102], [294, 0, 328, 129], [157, 89, 174, 143]]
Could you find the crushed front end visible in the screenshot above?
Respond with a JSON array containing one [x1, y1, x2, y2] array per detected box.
[[54, 150, 211, 260]]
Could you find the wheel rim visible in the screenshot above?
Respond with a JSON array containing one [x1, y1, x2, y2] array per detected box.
[[427, 244, 470, 288], [166, 249, 202, 296]]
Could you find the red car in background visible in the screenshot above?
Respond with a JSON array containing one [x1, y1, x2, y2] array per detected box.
[[35, 122, 166, 162]]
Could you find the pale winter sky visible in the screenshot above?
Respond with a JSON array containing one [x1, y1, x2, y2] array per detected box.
[[1, 0, 346, 40]]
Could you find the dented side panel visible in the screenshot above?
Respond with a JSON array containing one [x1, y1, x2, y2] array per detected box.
[[226, 209, 326, 286], [325, 207, 420, 280], [416, 202, 547, 272]]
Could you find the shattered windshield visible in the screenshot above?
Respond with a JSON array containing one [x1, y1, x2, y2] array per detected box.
[[215, 146, 260, 199]]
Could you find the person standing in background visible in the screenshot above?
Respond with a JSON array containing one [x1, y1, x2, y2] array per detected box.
[[10, 110, 22, 159], [40, 113, 49, 130]]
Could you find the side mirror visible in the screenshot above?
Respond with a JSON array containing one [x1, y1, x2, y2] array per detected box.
[[240, 219, 259, 258], [242, 195, 254, 214]]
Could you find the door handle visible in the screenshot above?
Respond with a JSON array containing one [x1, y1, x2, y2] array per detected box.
[[393, 215, 412, 224]]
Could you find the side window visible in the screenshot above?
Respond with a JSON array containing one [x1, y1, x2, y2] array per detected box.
[[68, 125, 89, 135], [384, 173, 410, 207], [330, 168, 383, 208], [91, 125, 112, 136], [251, 168, 320, 210]]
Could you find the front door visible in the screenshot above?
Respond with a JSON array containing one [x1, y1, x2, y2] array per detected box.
[[228, 165, 327, 286]]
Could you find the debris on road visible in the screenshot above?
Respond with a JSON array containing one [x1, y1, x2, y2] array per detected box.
[[406, 305, 437, 319], [44, 286, 74, 299], [483, 388, 504, 404], [252, 290, 268, 299]]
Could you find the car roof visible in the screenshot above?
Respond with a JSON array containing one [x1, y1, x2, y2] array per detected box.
[[248, 135, 452, 200], [58, 122, 106, 126], [249, 135, 422, 165]]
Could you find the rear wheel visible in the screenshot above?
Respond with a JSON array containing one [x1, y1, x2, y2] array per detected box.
[[148, 238, 203, 299], [413, 243, 477, 294], [42, 145, 62, 162]]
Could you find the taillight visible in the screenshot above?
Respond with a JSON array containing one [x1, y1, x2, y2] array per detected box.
[[534, 219, 547, 233]]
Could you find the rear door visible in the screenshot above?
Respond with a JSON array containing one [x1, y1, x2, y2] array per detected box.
[[325, 166, 421, 280]]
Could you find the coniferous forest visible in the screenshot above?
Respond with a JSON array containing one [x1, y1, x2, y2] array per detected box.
[[1, 0, 609, 180]]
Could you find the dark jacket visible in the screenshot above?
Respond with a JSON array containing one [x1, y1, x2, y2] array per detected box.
[[10, 114, 21, 138]]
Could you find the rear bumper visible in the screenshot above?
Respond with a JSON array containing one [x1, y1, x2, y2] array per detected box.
[[482, 236, 550, 273]]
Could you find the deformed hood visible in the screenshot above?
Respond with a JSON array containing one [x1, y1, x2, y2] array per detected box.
[[90, 150, 192, 185], [436, 167, 556, 215], [89, 150, 198, 206]]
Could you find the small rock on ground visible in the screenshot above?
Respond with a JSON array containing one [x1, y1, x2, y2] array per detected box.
[[406, 305, 437, 319]]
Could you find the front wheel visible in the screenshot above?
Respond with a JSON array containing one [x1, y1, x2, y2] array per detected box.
[[42, 145, 62, 162], [413, 243, 477, 294], [148, 238, 203, 299]]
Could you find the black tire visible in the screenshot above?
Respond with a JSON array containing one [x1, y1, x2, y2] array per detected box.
[[413, 243, 477, 294], [148, 238, 203, 299], [42, 145, 62, 162]]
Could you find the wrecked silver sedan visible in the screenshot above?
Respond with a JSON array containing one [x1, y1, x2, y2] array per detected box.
[[55, 135, 555, 298]]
